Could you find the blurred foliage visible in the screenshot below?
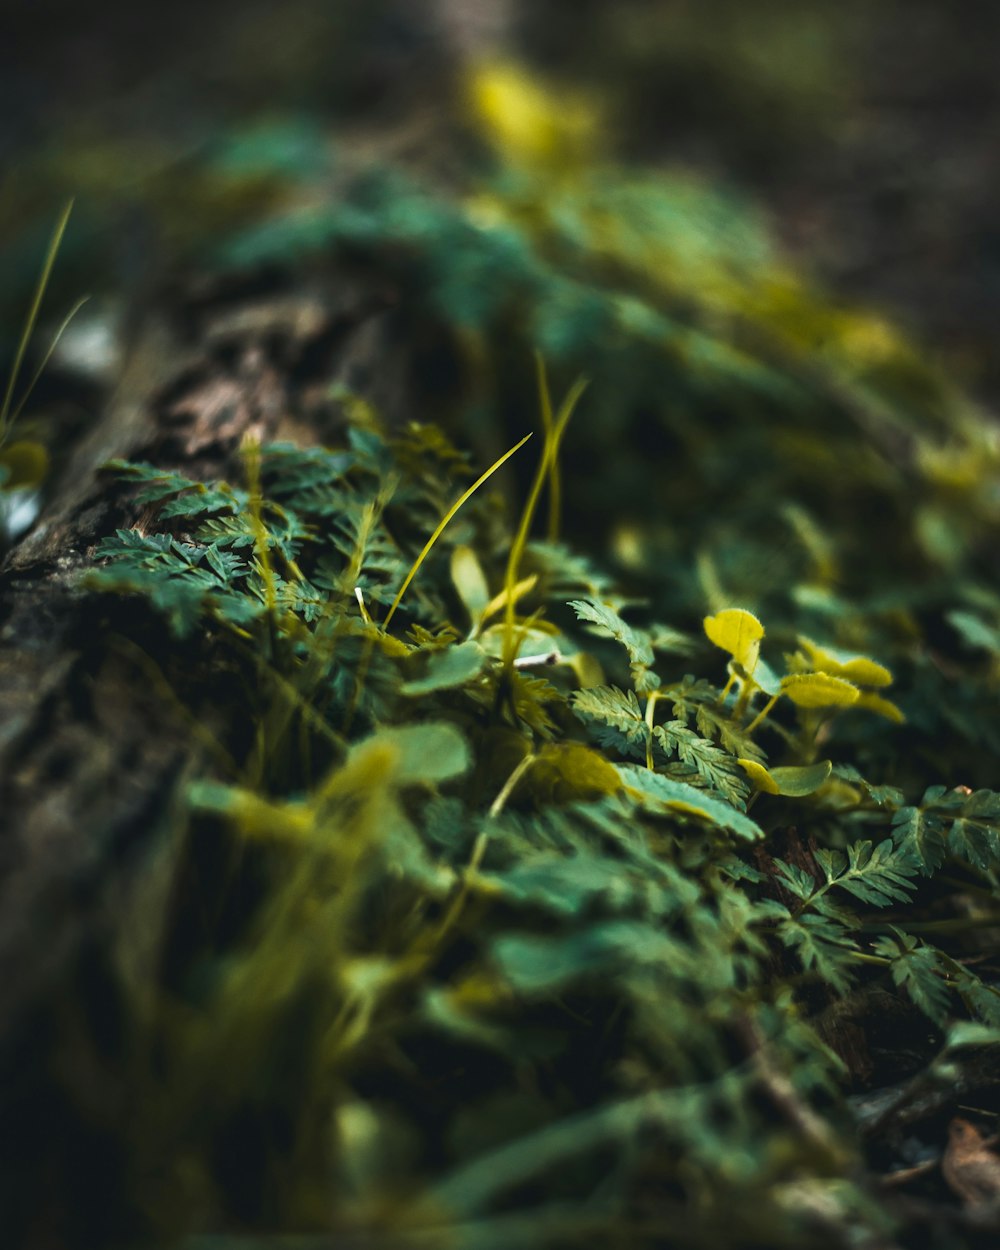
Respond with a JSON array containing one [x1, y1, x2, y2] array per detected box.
[[8, 33, 1000, 1250]]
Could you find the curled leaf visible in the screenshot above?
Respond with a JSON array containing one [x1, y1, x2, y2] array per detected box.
[[739, 758, 833, 797], [738, 759, 780, 795]]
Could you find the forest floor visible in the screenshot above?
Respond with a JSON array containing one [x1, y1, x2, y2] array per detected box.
[[3, 5, 1000, 1249]]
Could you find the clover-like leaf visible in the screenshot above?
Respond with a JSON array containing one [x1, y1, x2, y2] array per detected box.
[[780, 673, 858, 709], [740, 758, 833, 797], [797, 637, 892, 688], [703, 608, 764, 674]]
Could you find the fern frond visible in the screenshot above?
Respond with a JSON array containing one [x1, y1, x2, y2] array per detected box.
[[571, 685, 647, 757], [569, 598, 658, 693], [815, 838, 918, 907]]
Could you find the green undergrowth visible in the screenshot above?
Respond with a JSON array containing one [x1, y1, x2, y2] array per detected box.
[[17, 58, 1000, 1249], [87, 354, 1000, 1246]]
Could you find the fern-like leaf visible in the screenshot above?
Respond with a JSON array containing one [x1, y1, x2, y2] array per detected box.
[[569, 598, 659, 693], [571, 685, 647, 757], [814, 839, 918, 907], [872, 929, 951, 1026], [654, 720, 748, 807], [778, 913, 857, 994]]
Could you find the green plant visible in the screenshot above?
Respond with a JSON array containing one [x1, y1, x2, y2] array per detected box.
[[0, 200, 85, 495], [28, 56, 998, 1249], [86, 355, 1000, 1245]]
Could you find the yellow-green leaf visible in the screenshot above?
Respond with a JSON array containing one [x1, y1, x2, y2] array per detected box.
[[738, 759, 780, 794], [739, 758, 833, 797], [781, 672, 859, 708], [467, 60, 595, 169], [451, 544, 490, 623], [703, 608, 764, 672], [768, 760, 833, 796], [797, 637, 893, 688], [530, 742, 623, 804], [854, 692, 906, 723]]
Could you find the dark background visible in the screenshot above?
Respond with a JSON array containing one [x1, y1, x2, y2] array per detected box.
[[3, 0, 1000, 393]]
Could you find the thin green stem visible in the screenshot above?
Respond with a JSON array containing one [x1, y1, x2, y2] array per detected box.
[[489, 752, 538, 818], [503, 368, 587, 665], [644, 690, 660, 770], [535, 350, 563, 542], [383, 432, 532, 630], [746, 692, 780, 734]]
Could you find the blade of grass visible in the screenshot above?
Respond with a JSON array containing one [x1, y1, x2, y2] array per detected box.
[[6, 295, 90, 430], [382, 431, 532, 630], [1, 200, 75, 442], [535, 350, 563, 542], [502, 364, 587, 665]]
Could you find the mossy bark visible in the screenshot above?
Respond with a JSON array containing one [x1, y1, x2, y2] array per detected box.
[[0, 269, 401, 1247]]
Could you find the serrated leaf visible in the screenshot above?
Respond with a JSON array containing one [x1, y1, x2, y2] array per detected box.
[[569, 598, 655, 686], [891, 805, 948, 875], [654, 721, 748, 806], [571, 685, 647, 756], [618, 763, 762, 840], [772, 858, 817, 900], [947, 817, 1000, 871], [875, 932, 951, 1026], [828, 839, 917, 906], [778, 914, 857, 994]]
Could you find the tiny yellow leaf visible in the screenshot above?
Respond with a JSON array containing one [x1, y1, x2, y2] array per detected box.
[[738, 759, 780, 794], [797, 637, 892, 688], [781, 672, 859, 708], [854, 692, 906, 723], [703, 608, 764, 672], [467, 61, 595, 168], [834, 657, 893, 687]]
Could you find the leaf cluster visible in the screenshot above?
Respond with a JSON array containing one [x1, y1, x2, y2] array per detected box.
[[58, 64, 1000, 1250], [85, 383, 1000, 1248]]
